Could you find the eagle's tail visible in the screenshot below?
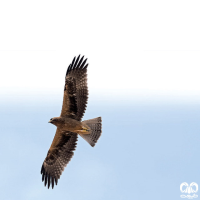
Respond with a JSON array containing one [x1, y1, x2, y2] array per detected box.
[[80, 117, 102, 147]]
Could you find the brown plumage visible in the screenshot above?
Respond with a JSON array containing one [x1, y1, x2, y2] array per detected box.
[[41, 55, 102, 189]]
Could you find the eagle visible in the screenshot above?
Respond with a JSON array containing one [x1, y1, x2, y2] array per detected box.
[[40, 55, 102, 189]]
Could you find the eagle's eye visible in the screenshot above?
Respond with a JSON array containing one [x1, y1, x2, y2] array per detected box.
[[50, 118, 53, 121]]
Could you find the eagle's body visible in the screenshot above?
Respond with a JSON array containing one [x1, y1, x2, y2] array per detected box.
[[49, 117, 87, 133], [41, 55, 102, 189]]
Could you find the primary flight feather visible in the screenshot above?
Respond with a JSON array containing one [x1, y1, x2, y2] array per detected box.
[[41, 55, 102, 189]]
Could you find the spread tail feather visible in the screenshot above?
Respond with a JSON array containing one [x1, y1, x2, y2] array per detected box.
[[79, 117, 102, 147]]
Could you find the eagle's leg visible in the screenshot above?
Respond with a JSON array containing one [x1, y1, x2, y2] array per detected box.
[[75, 125, 90, 134]]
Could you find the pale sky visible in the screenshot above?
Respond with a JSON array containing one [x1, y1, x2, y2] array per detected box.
[[0, 50, 200, 103], [1, 1, 200, 200]]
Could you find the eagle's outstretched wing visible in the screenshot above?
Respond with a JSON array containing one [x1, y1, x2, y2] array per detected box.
[[60, 55, 88, 121], [41, 129, 78, 189]]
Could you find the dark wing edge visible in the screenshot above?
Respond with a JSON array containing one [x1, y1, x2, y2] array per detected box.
[[60, 55, 89, 121], [41, 131, 78, 189]]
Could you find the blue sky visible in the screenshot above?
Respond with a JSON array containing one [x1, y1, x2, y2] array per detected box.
[[1, 0, 200, 199]]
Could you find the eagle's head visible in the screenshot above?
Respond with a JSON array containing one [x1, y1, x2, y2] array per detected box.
[[48, 117, 63, 127]]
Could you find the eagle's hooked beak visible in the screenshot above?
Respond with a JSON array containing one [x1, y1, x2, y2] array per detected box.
[[48, 120, 51, 123]]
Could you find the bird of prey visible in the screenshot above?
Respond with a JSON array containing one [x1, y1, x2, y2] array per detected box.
[[41, 55, 102, 189]]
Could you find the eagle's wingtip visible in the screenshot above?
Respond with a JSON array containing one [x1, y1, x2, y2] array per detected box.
[[66, 55, 88, 75]]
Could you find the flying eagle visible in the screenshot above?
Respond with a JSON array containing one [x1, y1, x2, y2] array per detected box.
[[41, 55, 102, 189]]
